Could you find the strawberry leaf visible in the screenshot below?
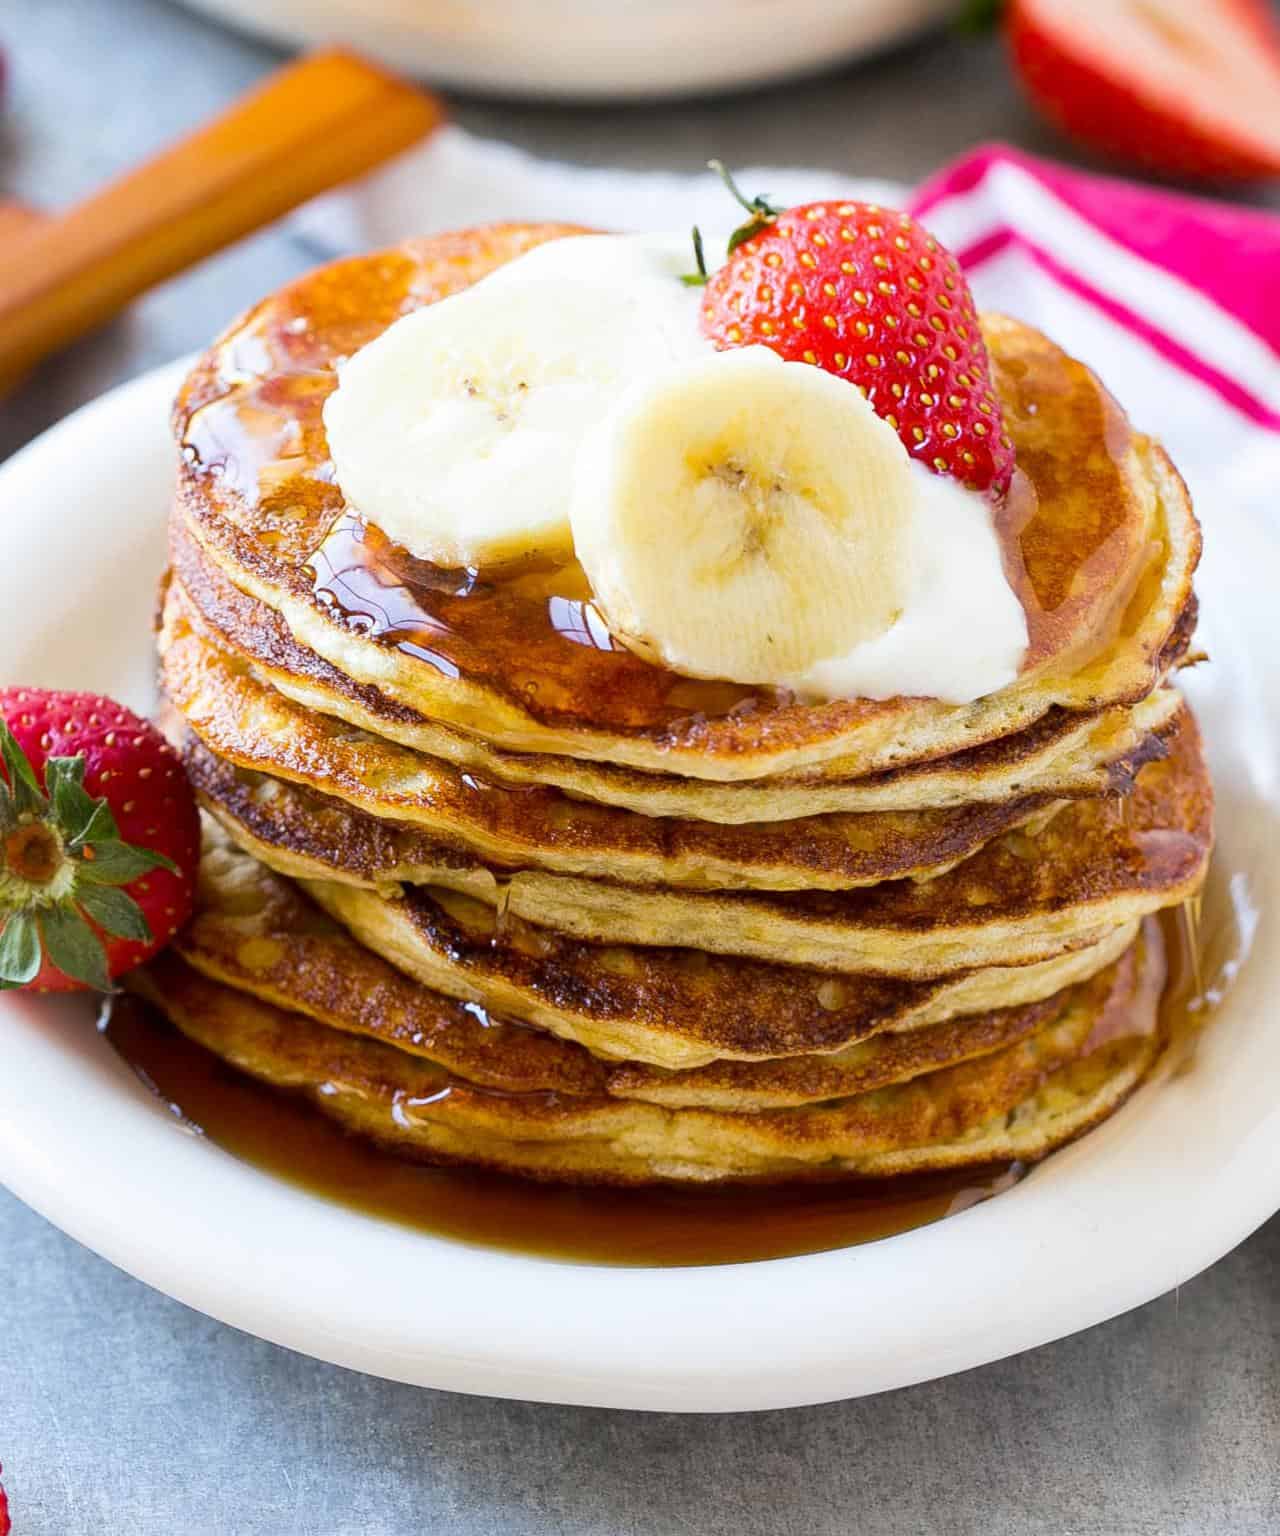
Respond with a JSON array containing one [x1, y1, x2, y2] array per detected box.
[[39, 903, 110, 991], [681, 226, 710, 288], [726, 218, 770, 257], [44, 756, 108, 844], [0, 912, 41, 988], [66, 796, 120, 850], [76, 839, 175, 886], [44, 753, 84, 788], [0, 721, 47, 818], [78, 884, 153, 944]]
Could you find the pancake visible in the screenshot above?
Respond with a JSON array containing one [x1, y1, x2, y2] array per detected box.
[[171, 524, 1187, 823], [481, 706, 1207, 969], [189, 804, 1145, 1067], [162, 588, 1092, 894], [128, 917, 1165, 1183], [283, 880, 1143, 1068], [172, 225, 1200, 783], [180, 822, 1091, 1110], [191, 691, 1211, 978]]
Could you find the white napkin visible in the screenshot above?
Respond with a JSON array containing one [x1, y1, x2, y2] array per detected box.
[[296, 125, 906, 252]]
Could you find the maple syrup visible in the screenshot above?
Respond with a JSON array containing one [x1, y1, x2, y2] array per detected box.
[[304, 509, 770, 731], [99, 993, 1026, 1268], [1154, 859, 1257, 1079]]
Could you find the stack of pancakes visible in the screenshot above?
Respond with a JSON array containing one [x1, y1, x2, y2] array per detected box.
[[138, 227, 1213, 1184]]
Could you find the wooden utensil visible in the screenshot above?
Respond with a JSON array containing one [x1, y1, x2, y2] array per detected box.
[[0, 199, 45, 247], [0, 49, 444, 394]]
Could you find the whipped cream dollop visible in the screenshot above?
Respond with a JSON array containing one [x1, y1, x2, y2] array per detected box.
[[324, 232, 1027, 705], [794, 464, 1027, 704]]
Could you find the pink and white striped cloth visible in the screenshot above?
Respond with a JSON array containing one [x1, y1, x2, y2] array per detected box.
[[302, 136, 1280, 544], [910, 147, 1280, 545]]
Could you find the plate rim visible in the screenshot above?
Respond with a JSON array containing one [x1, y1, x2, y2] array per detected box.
[[0, 360, 1277, 1413]]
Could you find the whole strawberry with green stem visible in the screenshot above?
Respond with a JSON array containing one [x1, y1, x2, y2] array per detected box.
[[691, 162, 1015, 495], [0, 689, 199, 991]]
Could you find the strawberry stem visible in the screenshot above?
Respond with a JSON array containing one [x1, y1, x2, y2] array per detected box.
[[708, 159, 781, 222], [707, 160, 783, 256]]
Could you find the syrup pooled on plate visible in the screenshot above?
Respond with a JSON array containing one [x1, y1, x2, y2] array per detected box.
[[100, 994, 1026, 1268], [99, 865, 1251, 1267]]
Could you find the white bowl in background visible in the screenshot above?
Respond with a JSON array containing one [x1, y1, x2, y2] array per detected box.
[[173, 0, 958, 99]]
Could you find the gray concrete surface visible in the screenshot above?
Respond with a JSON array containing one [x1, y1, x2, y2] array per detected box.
[[2, 2, 1279, 1531]]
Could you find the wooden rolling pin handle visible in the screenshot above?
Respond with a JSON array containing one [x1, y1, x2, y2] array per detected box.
[[0, 49, 443, 388]]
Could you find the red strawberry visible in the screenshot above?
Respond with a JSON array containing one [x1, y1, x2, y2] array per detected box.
[[0, 1460, 9, 1536], [1007, 0, 1280, 181], [0, 689, 199, 992], [696, 169, 1014, 494]]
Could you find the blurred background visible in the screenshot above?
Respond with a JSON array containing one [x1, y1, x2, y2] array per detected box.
[[3, 0, 1279, 464]]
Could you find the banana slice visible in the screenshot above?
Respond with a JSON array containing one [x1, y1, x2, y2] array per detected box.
[[322, 235, 708, 568], [570, 346, 915, 687]]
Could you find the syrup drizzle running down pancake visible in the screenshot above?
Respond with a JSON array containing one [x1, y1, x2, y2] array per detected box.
[[169, 525, 1188, 822]]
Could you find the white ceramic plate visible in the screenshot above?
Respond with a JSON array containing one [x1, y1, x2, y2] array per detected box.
[[172, 0, 957, 100], [0, 361, 1277, 1413]]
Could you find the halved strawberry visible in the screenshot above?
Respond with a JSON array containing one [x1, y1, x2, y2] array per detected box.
[[1007, 0, 1280, 181], [696, 170, 1014, 494], [0, 689, 199, 992]]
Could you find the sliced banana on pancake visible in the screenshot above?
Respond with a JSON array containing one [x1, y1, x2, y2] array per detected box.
[[321, 235, 707, 568], [570, 346, 916, 686]]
